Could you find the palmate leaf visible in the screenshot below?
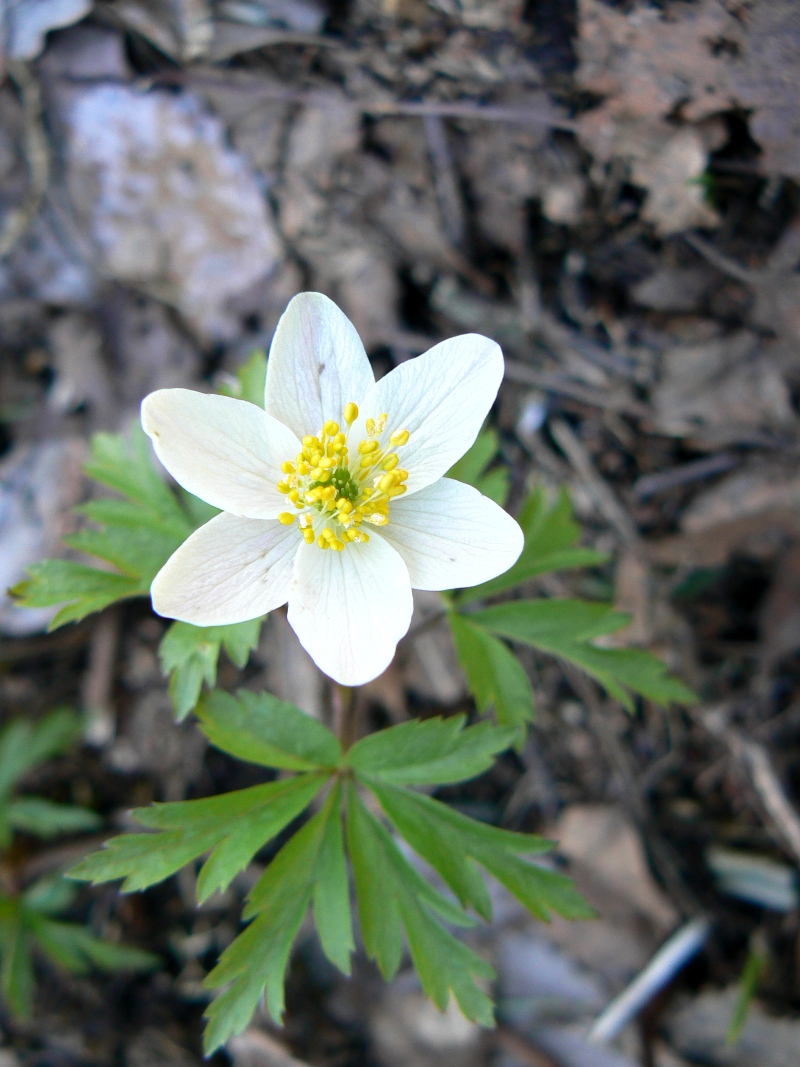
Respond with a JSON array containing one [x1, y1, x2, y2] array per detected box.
[[203, 784, 352, 1054], [471, 600, 696, 709], [69, 774, 326, 899], [456, 486, 608, 603], [6, 797, 101, 839], [448, 613, 534, 747]]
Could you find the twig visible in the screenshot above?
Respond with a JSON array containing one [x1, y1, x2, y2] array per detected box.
[[504, 362, 650, 418], [586, 917, 711, 1044], [549, 418, 641, 547], [733, 735, 800, 866], [494, 1025, 562, 1067], [81, 610, 121, 747], [0, 62, 49, 258], [682, 233, 758, 286], [423, 115, 465, 247], [633, 453, 740, 500]]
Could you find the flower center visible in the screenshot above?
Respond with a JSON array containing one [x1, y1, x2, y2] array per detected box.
[[275, 402, 410, 550]]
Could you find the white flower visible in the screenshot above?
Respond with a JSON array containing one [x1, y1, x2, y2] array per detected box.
[[141, 293, 523, 685]]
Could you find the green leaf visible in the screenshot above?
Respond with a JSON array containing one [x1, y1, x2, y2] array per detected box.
[[449, 614, 533, 746], [7, 798, 101, 838], [345, 715, 515, 785], [217, 350, 268, 407], [203, 786, 348, 1054], [447, 428, 509, 506], [0, 709, 82, 800], [9, 423, 205, 630], [0, 904, 33, 1018], [27, 916, 158, 975], [22, 875, 79, 915], [68, 775, 326, 894], [365, 780, 590, 923], [159, 620, 263, 721], [458, 487, 607, 602], [11, 561, 142, 628], [346, 784, 494, 1024], [473, 599, 696, 709], [196, 689, 341, 771]]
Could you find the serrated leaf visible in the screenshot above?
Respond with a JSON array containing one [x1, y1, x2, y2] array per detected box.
[[7, 798, 101, 838], [11, 561, 142, 628], [473, 599, 696, 709], [196, 689, 341, 771], [447, 428, 509, 506], [346, 784, 494, 1023], [217, 350, 268, 407], [203, 787, 346, 1053], [449, 614, 533, 746], [160, 620, 263, 721], [69, 775, 326, 894], [345, 715, 515, 785], [9, 422, 206, 630], [458, 487, 608, 602], [312, 789, 354, 974], [0, 709, 82, 800], [28, 916, 159, 975], [364, 780, 584, 924]]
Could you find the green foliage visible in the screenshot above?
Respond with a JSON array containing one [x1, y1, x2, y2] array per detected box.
[[456, 487, 607, 604], [447, 428, 509, 505], [448, 613, 534, 747], [0, 710, 99, 848], [216, 350, 268, 407], [726, 939, 767, 1046], [0, 713, 157, 1019], [470, 599, 696, 710], [10, 424, 201, 628], [159, 620, 263, 720], [68, 700, 590, 1053]]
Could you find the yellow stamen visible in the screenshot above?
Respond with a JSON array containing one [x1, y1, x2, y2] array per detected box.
[[344, 402, 358, 425], [302, 528, 315, 543], [381, 454, 398, 471], [389, 429, 409, 446], [323, 420, 339, 436], [278, 512, 295, 525], [277, 481, 290, 494], [281, 460, 295, 474]]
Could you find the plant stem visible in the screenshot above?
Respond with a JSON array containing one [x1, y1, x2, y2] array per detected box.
[[332, 684, 358, 750]]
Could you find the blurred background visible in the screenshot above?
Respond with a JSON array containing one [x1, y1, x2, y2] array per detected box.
[[1, 1, 800, 1065]]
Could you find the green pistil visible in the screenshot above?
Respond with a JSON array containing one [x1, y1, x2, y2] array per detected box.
[[330, 467, 359, 503]]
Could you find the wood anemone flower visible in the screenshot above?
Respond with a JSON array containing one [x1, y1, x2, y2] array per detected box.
[[141, 292, 523, 685]]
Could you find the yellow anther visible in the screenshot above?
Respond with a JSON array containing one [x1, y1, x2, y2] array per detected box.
[[388, 485, 407, 497], [321, 486, 336, 500], [299, 514, 312, 528], [296, 453, 306, 465], [359, 456, 376, 468], [322, 527, 335, 540], [380, 454, 398, 471], [389, 429, 409, 446], [344, 402, 359, 424], [323, 420, 339, 436], [330, 538, 345, 551], [317, 535, 329, 549], [302, 528, 315, 543], [318, 456, 334, 469], [365, 417, 375, 436], [303, 435, 320, 449], [287, 489, 300, 503], [278, 512, 295, 525], [358, 439, 379, 454], [378, 473, 399, 492], [395, 468, 408, 482], [334, 433, 346, 447], [281, 460, 295, 474], [337, 498, 353, 513], [277, 481, 290, 494], [375, 413, 388, 433], [365, 513, 388, 526]]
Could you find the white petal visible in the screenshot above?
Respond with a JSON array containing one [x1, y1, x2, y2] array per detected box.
[[350, 334, 503, 495], [264, 292, 375, 441], [142, 389, 301, 519], [379, 478, 523, 591], [287, 535, 412, 686], [151, 512, 298, 625]]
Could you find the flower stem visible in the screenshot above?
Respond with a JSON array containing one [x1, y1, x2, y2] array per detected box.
[[332, 684, 358, 750]]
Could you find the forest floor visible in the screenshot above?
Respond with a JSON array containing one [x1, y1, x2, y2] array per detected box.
[[2, 2, 800, 1066]]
